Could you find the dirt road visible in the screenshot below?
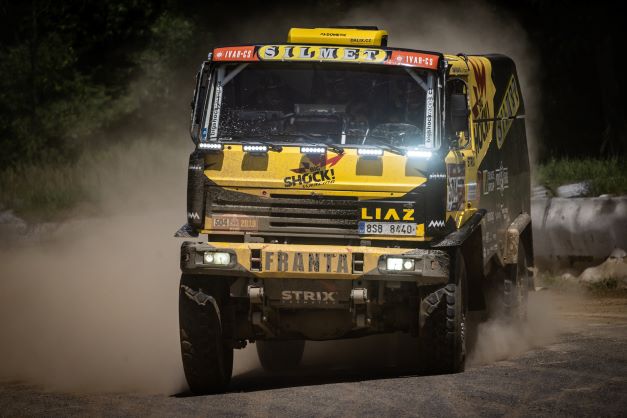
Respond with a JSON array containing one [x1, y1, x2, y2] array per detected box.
[[1, 292, 625, 417]]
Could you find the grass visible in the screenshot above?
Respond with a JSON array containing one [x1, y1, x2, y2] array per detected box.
[[535, 157, 627, 196], [0, 139, 186, 222], [0, 161, 91, 221]]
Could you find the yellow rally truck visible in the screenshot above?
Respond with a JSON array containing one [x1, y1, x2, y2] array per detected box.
[[176, 27, 533, 393]]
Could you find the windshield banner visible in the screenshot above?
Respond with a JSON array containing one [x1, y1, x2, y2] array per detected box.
[[213, 45, 439, 70]]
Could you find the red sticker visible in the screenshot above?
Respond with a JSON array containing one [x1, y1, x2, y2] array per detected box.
[[387, 51, 439, 69], [213, 46, 257, 62]]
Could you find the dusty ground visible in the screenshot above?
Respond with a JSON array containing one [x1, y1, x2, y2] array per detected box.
[[1, 291, 625, 417]]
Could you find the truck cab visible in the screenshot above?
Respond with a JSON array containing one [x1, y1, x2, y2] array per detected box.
[[176, 27, 533, 394]]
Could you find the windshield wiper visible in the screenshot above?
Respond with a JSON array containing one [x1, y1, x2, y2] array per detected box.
[[268, 132, 345, 154], [362, 136, 405, 156]]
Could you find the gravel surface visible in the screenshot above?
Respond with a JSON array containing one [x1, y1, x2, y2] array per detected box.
[[1, 293, 626, 417]]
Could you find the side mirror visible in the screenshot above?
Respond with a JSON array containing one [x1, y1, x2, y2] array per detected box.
[[449, 93, 469, 133]]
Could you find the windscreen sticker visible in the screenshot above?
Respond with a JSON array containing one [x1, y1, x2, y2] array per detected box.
[[424, 88, 434, 148], [209, 80, 223, 139], [447, 163, 466, 211]]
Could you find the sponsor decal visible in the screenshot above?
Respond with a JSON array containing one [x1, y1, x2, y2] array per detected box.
[[467, 182, 478, 201], [259, 45, 387, 64], [284, 153, 344, 188], [281, 290, 338, 304], [213, 46, 256, 61], [495, 75, 521, 149], [446, 163, 466, 211], [187, 212, 200, 220], [360, 207, 415, 221], [388, 50, 439, 69], [264, 251, 350, 274], [428, 219, 445, 228], [470, 60, 492, 152], [212, 44, 439, 69], [428, 172, 446, 180], [212, 215, 258, 231], [424, 88, 435, 148], [481, 162, 508, 196], [209, 80, 223, 139], [482, 169, 495, 195], [495, 161, 509, 195]]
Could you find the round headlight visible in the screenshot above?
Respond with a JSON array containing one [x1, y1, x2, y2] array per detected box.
[[203, 253, 214, 264], [403, 259, 415, 270]]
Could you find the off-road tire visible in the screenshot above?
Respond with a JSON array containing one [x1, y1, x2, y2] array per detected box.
[[503, 244, 530, 321], [419, 250, 467, 374], [179, 275, 233, 394], [256, 340, 305, 372]]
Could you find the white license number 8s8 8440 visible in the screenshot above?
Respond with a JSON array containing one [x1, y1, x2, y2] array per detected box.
[[358, 222, 416, 236]]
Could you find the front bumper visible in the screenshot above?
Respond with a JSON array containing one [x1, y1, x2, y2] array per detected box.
[[180, 241, 449, 284]]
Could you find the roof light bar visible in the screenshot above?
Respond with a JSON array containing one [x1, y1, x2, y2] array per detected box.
[[406, 149, 432, 159], [357, 148, 384, 157], [243, 144, 268, 153], [198, 142, 223, 151], [300, 146, 326, 155]]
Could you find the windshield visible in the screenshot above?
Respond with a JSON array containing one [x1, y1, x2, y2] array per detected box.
[[204, 62, 438, 149]]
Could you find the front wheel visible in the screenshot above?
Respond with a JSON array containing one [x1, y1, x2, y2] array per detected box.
[[179, 275, 233, 394], [419, 250, 467, 374], [256, 340, 305, 372]]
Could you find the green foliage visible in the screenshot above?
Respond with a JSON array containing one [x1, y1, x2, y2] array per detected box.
[[536, 158, 627, 196]]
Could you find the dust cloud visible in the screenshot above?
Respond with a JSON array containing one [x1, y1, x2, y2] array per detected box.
[[468, 291, 561, 366], [0, 139, 192, 394]]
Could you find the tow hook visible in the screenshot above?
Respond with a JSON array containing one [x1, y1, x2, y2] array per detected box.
[[350, 288, 371, 328]]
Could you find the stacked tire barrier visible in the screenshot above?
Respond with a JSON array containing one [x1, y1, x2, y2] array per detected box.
[[531, 196, 627, 260]]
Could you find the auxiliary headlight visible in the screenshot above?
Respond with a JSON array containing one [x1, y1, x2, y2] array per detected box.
[[357, 148, 384, 157], [405, 149, 432, 159], [300, 146, 326, 155], [198, 142, 223, 151], [386, 257, 415, 271], [387, 257, 404, 271], [243, 144, 268, 153], [203, 251, 231, 265]]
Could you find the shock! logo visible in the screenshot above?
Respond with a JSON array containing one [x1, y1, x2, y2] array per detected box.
[[284, 153, 344, 188]]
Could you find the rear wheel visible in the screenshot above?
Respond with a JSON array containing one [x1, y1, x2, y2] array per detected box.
[[179, 275, 233, 394], [419, 250, 467, 374], [256, 340, 305, 372]]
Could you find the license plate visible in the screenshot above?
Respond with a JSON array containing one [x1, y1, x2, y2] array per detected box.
[[358, 222, 416, 235]]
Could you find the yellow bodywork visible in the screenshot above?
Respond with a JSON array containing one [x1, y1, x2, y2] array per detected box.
[[208, 242, 421, 280], [287, 27, 388, 47]]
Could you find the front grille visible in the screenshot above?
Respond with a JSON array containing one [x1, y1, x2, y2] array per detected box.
[[207, 188, 360, 235]]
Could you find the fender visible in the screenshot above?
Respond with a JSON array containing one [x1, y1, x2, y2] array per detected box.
[[503, 213, 531, 264], [431, 209, 486, 248]]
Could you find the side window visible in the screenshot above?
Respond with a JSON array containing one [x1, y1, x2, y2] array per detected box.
[[190, 62, 211, 143], [445, 78, 470, 148]]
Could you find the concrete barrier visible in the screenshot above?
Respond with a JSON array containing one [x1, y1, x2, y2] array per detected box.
[[531, 196, 627, 260]]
